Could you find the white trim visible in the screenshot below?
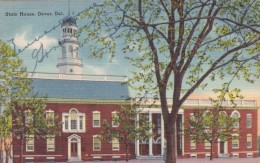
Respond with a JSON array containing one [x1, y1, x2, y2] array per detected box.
[[93, 111, 101, 127], [190, 154, 197, 158], [62, 108, 86, 132], [233, 153, 239, 157], [26, 135, 34, 152], [247, 153, 253, 158], [246, 134, 252, 148], [112, 111, 119, 127], [67, 134, 81, 160], [218, 140, 228, 156], [93, 135, 101, 151]]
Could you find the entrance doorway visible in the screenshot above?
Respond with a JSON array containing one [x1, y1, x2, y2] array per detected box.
[[71, 142, 78, 157], [220, 141, 224, 154], [68, 134, 81, 161]]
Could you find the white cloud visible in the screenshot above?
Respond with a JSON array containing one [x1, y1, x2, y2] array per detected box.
[[85, 65, 106, 75], [14, 32, 57, 50]]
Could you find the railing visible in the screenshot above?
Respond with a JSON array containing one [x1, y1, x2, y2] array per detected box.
[[27, 72, 128, 82], [136, 98, 257, 107], [183, 99, 256, 107]]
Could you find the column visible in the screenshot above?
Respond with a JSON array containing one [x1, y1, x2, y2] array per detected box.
[[149, 112, 153, 156], [136, 113, 140, 156], [161, 113, 165, 156]]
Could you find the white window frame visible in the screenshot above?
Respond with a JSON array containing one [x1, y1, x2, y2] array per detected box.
[[232, 136, 239, 149], [204, 141, 211, 149], [46, 110, 54, 125], [62, 108, 85, 132], [190, 140, 196, 149], [246, 114, 252, 128], [47, 136, 55, 152], [246, 134, 252, 148], [26, 135, 34, 152], [112, 111, 119, 127], [25, 110, 33, 126], [231, 111, 240, 129], [93, 135, 101, 151], [93, 111, 101, 127], [112, 138, 119, 151]]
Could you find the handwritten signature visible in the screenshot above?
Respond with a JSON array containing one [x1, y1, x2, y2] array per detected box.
[[6, 2, 101, 74]]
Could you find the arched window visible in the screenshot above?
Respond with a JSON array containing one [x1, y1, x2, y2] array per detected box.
[[231, 111, 240, 128], [70, 109, 78, 130], [62, 108, 85, 132], [69, 46, 73, 57]]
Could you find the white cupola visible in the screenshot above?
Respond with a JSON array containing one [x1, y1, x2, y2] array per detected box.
[[57, 16, 83, 75]]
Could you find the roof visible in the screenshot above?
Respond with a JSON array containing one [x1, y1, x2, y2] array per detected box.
[[62, 16, 77, 26], [30, 78, 129, 100]]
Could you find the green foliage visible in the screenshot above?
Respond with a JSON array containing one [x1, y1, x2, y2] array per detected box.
[[0, 40, 60, 163], [184, 107, 239, 160], [79, 1, 259, 162], [102, 104, 152, 161]]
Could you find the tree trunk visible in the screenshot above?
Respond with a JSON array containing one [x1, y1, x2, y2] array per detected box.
[[4, 140, 8, 163], [125, 144, 129, 162], [165, 119, 177, 163], [0, 139, 3, 163], [210, 141, 214, 160], [20, 134, 24, 163]]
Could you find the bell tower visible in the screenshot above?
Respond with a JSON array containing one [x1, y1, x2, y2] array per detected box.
[[57, 15, 83, 75]]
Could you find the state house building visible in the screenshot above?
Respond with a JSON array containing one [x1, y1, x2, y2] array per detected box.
[[12, 15, 258, 162]]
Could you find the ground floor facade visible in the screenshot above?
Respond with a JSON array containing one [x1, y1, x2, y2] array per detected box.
[[136, 99, 258, 159], [12, 99, 258, 162]]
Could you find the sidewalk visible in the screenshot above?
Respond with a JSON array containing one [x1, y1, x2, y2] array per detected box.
[[60, 158, 260, 163]]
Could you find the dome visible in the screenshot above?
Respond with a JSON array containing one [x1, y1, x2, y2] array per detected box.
[[62, 16, 77, 26]]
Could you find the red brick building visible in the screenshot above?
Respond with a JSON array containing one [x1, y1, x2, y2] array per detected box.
[[135, 99, 258, 159], [12, 14, 258, 162], [12, 14, 136, 163], [12, 76, 133, 162]]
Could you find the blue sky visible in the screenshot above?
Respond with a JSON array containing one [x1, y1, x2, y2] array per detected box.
[[0, 0, 259, 101]]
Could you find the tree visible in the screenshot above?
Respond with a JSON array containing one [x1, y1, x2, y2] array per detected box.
[[0, 39, 31, 163], [102, 104, 152, 162], [184, 107, 239, 160], [79, 1, 260, 163], [0, 40, 60, 163]]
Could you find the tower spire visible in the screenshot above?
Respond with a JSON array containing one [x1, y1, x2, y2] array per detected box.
[[68, 0, 71, 16]]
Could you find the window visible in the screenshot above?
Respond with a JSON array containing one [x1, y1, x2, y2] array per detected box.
[[64, 116, 68, 130], [25, 111, 33, 126], [204, 141, 210, 149], [93, 135, 101, 151], [26, 135, 34, 152], [231, 111, 240, 128], [62, 108, 85, 132], [70, 109, 77, 130], [157, 115, 161, 134], [79, 116, 83, 130], [190, 113, 195, 128], [247, 134, 252, 148], [46, 110, 54, 125], [246, 114, 252, 128], [93, 111, 100, 127], [112, 111, 119, 127], [25, 157, 34, 163], [69, 46, 73, 57], [190, 140, 196, 149], [232, 137, 239, 149], [112, 138, 119, 150], [47, 136, 55, 152]]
